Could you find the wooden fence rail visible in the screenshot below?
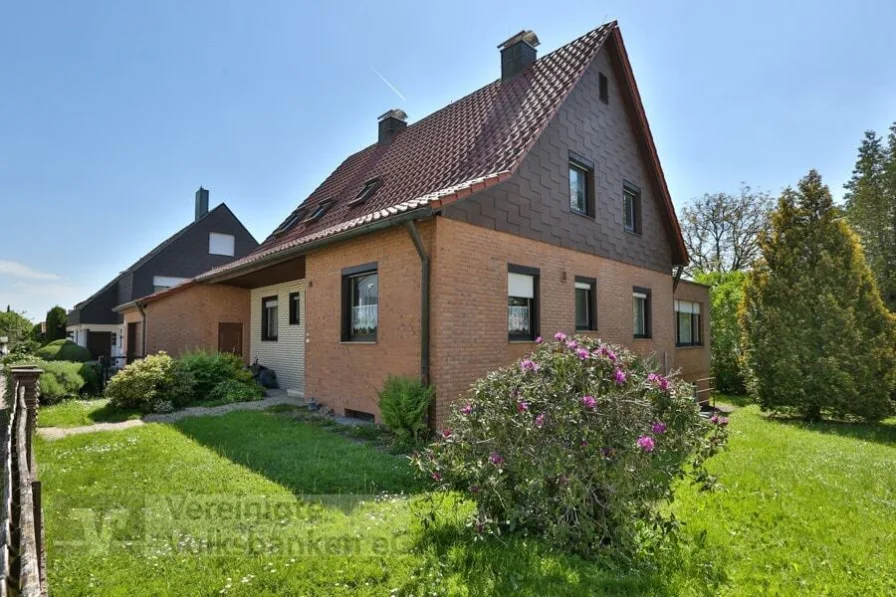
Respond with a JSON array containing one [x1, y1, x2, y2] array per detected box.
[[0, 368, 46, 597]]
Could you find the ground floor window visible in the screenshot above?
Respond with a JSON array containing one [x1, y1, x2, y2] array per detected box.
[[575, 276, 597, 331], [508, 264, 539, 341], [675, 300, 702, 346], [633, 287, 651, 338], [262, 296, 278, 341], [342, 263, 378, 341]]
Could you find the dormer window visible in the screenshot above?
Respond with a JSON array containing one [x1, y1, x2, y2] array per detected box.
[[349, 178, 382, 206], [304, 200, 333, 223], [272, 209, 303, 236]]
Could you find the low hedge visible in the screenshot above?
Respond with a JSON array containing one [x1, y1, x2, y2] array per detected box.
[[3, 359, 91, 404], [35, 339, 92, 363]]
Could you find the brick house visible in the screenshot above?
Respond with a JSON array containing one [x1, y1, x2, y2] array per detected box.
[[68, 188, 258, 360], [116, 22, 711, 423]]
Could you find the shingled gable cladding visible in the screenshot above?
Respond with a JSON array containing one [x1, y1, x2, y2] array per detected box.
[[120, 22, 709, 423]]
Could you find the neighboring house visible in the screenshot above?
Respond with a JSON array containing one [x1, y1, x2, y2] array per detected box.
[[67, 188, 258, 360], [115, 22, 711, 423]]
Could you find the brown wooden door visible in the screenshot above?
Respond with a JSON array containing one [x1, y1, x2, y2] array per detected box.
[[126, 323, 139, 358], [87, 331, 111, 360], [218, 322, 243, 356]]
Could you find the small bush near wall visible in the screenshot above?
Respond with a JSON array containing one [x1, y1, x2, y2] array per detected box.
[[178, 351, 255, 399], [35, 339, 92, 363], [378, 375, 435, 447], [413, 335, 728, 558], [208, 379, 265, 404], [105, 352, 196, 413]]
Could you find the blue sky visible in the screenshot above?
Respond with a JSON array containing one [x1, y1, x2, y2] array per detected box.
[[1, 1, 894, 321]]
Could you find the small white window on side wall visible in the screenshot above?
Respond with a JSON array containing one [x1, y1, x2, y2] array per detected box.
[[209, 233, 235, 256]]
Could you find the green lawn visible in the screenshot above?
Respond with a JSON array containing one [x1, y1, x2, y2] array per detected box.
[[37, 398, 141, 428], [36, 405, 896, 596]]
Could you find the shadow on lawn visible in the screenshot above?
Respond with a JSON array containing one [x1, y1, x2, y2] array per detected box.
[[87, 402, 140, 424], [171, 410, 425, 499], [769, 415, 896, 447], [409, 519, 726, 597]]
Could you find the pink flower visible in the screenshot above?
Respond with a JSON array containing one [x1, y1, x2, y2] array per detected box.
[[651, 421, 667, 434], [519, 359, 540, 372], [580, 440, 588, 447], [470, 485, 480, 494], [581, 395, 596, 409], [516, 401, 529, 413], [637, 435, 655, 453], [460, 403, 473, 415], [534, 413, 545, 428], [565, 340, 578, 350], [554, 332, 567, 342], [709, 415, 730, 427], [614, 369, 627, 385], [442, 429, 452, 439], [432, 471, 442, 481], [489, 452, 505, 466], [648, 373, 670, 392], [535, 336, 544, 344], [575, 347, 590, 360]]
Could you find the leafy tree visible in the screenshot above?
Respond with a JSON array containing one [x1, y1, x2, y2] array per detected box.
[[694, 270, 747, 394], [0, 307, 34, 350], [45, 306, 67, 343], [844, 125, 896, 310], [681, 185, 773, 275], [742, 170, 896, 421]]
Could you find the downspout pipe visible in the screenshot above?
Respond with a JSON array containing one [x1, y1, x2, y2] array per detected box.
[[404, 221, 430, 386], [136, 301, 147, 357], [672, 265, 684, 292]]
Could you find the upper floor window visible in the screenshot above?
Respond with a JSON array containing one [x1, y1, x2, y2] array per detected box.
[[304, 200, 333, 223], [261, 296, 279, 341], [569, 152, 594, 217], [623, 183, 642, 234], [508, 265, 539, 341], [599, 72, 609, 104], [152, 275, 189, 293], [675, 300, 702, 347], [633, 287, 651, 338], [342, 263, 378, 342], [209, 232, 235, 256], [575, 277, 597, 331]]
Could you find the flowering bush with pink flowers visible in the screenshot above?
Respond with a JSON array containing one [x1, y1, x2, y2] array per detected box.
[[412, 334, 728, 557]]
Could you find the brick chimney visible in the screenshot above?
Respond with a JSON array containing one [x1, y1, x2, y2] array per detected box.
[[499, 30, 540, 81], [378, 109, 408, 146], [195, 187, 209, 222]]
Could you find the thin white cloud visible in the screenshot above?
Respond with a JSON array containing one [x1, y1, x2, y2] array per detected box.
[[0, 260, 60, 281], [371, 66, 406, 101]]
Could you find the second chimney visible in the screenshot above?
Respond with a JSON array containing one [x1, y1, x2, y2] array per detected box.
[[499, 30, 540, 81], [378, 109, 408, 146], [195, 187, 209, 221]]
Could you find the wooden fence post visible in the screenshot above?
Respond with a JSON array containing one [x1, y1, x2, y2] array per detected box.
[[8, 369, 41, 473]]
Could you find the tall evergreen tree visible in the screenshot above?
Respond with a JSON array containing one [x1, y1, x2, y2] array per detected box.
[[844, 126, 896, 310], [44, 306, 67, 343], [742, 170, 896, 421]]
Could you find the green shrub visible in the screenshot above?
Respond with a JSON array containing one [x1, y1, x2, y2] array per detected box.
[[378, 375, 434, 446], [208, 379, 264, 404], [105, 352, 196, 413], [3, 359, 86, 404], [413, 334, 728, 558], [78, 361, 103, 395], [742, 171, 896, 421], [177, 350, 252, 399], [35, 339, 92, 363], [694, 270, 748, 394]]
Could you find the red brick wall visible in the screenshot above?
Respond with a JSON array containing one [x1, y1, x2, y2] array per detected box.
[[429, 217, 678, 424], [304, 222, 431, 420], [673, 279, 712, 398], [120, 285, 251, 361]]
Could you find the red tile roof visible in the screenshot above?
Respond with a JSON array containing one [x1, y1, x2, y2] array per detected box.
[[198, 21, 622, 280], [199, 20, 689, 281]]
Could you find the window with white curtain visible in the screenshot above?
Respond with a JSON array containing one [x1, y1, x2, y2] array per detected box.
[[209, 233, 236, 256], [633, 288, 651, 338], [508, 266, 539, 340], [675, 300, 702, 346]]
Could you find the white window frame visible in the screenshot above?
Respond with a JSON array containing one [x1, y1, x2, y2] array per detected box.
[[209, 232, 236, 256]]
